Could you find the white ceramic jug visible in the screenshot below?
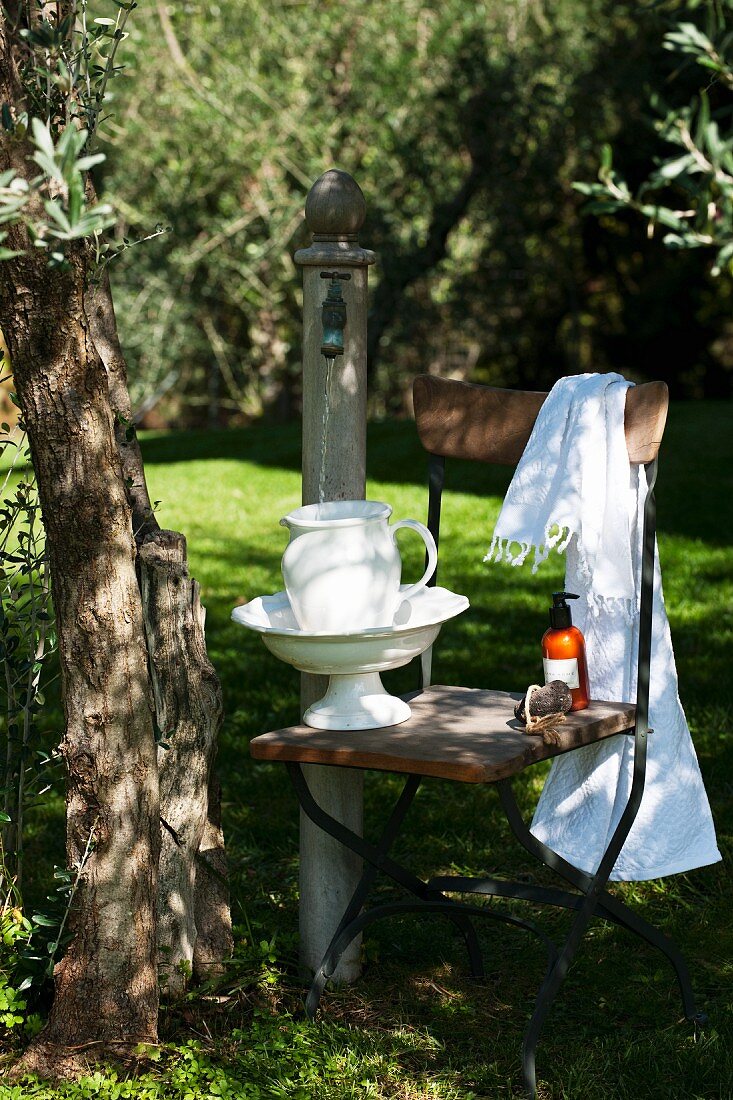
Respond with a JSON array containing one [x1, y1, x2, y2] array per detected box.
[[280, 500, 438, 633]]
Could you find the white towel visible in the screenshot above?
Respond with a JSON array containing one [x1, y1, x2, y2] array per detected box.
[[486, 373, 721, 880]]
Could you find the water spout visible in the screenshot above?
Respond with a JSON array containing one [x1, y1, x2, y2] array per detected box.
[[319, 271, 351, 360]]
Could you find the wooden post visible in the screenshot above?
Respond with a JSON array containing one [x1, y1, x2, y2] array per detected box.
[[294, 170, 375, 981]]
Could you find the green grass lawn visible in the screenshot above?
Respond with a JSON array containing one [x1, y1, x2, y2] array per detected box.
[[4, 401, 733, 1099]]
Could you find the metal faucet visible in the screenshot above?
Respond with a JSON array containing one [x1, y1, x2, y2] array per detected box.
[[319, 271, 351, 362]]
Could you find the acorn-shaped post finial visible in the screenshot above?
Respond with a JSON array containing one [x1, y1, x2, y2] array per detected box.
[[305, 169, 367, 242]]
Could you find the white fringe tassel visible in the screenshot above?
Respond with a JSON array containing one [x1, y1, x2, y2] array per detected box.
[[484, 522, 573, 574]]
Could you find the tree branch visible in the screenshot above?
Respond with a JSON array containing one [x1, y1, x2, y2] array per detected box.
[[84, 270, 160, 543]]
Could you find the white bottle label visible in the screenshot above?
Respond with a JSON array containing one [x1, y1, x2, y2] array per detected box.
[[543, 657, 579, 690]]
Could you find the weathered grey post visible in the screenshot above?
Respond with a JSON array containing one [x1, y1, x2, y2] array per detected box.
[[294, 170, 375, 980]]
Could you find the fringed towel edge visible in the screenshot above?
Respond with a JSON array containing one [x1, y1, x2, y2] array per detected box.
[[485, 521, 574, 574]]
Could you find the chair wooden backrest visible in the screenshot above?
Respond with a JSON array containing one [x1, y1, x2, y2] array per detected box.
[[413, 374, 668, 466]]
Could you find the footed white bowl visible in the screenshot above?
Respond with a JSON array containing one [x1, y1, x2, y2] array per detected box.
[[232, 585, 469, 730]]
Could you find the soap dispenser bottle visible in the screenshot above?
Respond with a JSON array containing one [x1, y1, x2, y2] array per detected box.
[[542, 591, 590, 712]]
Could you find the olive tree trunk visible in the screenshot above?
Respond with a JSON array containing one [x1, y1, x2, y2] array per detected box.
[[139, 532, 227, 992], [0, 23, 160, 1055], [86, 275, 232, 995], [0, 225, 160, 1061]]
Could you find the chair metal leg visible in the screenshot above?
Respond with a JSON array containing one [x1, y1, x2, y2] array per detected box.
[[497, 779, 699, 1020], [306, 898, 560, 1020], [497, 765, 701, 1099], [429, 868, 700, 1024], [288, 764, 486, 1014], [595, 897, 700, 1020], [520, 881, 609, 1098], [303, 773, 424, 1017], [289, 763, 580, 1019], [289, 759, 700, 1097]]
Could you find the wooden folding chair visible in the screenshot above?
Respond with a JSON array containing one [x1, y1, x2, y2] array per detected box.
[[250, 374, 705, 1097]]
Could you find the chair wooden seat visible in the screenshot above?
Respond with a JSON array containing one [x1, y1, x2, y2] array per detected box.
[[249, 686, 636, 784]]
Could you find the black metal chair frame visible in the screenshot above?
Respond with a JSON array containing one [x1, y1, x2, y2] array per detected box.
[[288, 452, 705, 1098]]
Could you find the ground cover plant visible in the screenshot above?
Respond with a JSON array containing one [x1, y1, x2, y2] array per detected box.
[[1, 400, 731, 1098]]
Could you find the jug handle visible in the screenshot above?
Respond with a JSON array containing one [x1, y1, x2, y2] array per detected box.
[[390, 519, 438, 603]]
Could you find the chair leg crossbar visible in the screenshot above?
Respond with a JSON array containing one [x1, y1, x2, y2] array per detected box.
[[288, 762, 703, 1099]]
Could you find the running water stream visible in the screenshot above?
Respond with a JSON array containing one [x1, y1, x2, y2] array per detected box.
[[318, 356, 334, 504]]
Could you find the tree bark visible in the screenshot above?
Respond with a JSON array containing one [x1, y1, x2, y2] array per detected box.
[[84, 270, 160, 542], [139, 531, 228, 994], [193, 771, 231, 981], [0, 22, 159, 1051], [86, 274, 232, 994]]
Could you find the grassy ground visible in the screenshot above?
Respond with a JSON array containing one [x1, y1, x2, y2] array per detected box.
[[4, 401, 733, 1099]]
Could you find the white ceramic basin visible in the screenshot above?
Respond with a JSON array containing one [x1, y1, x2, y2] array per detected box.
[[232, 585, 469, 730]]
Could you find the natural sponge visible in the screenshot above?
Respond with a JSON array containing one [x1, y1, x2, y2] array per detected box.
[[514, 680, 573, 745], [514, 680, 573, 722]]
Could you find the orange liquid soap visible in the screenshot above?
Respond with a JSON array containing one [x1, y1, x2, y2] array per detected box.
[[541, 591, 590, 712]]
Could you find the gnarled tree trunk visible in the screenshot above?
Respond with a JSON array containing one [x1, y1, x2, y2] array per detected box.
[[87, 275, 232, 995], [0, 160, 160, 1066]]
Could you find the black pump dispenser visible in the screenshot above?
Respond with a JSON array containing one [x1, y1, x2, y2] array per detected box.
[[549, 591, 579, 630]]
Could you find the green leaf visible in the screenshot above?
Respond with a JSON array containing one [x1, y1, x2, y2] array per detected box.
[[68, 182, 82, 227], [662, 232, 707, 249], [695, 91, 711, 149], [30, 913, 57, 927], [704, 121, 725, 163], [665, 22, 714, 52], [75, 153, 106, 173], [57, 126, 87, 172], [657, 154, 695, 180], [711, 240, 733, 276], [696, 56, 724, 72], [30, 151, 62, 182], [30, 119, 55, 161], [42, 200, 72, 234], [640, 206, 687, 230], [572, 181, 604, 196]]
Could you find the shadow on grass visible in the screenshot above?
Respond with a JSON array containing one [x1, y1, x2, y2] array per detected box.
[[5, 401, 731, 547], [135, 402, 733, 547]]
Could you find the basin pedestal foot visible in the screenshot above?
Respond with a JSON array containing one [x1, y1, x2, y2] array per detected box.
[[304, 671, 411, 730]]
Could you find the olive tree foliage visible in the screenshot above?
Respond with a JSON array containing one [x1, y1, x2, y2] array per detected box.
[[103, 0, 692, 418], [576, 0, 733, 277], [0, 3, 127, 264]]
